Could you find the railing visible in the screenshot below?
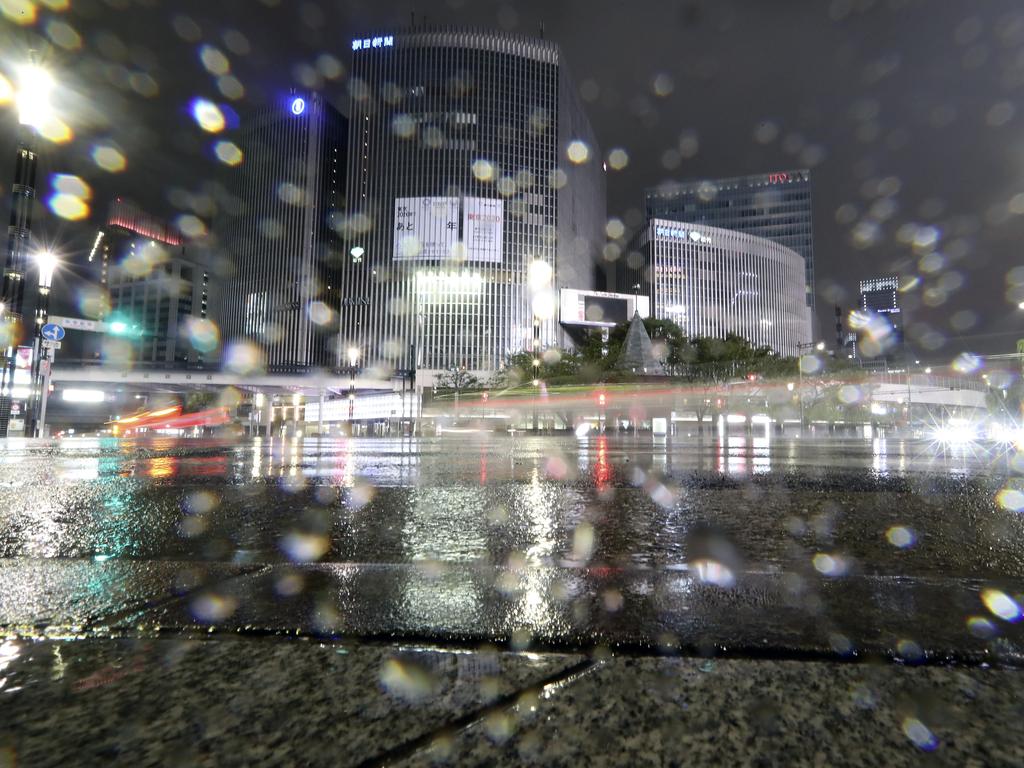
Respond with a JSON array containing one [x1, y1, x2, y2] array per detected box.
[[867, 372, 987, 393]]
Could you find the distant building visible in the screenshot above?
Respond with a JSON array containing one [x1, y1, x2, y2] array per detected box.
[[851, 275, 904, 365], [217, 92, 347, 371], [338, 27, 606, 375], [644, 170, 815, 313], [620, 220, 811, 356], [89, 198, 184, 290], [92, 200, 210, 366]]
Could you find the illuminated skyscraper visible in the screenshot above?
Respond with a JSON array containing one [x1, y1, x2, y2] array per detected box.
[[645, 170, 815, 313], [853, 275, 904, 364], [338, 27, 606, 375], [218, 93, 347, 371]]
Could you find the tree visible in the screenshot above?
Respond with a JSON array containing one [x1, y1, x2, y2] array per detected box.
[[435, 367, 479, 394], [491, 349, 586, 388]]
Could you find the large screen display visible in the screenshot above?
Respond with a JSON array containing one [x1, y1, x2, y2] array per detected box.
[[584, 295, 629, 325]]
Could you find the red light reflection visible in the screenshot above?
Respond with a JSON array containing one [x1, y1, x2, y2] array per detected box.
[[594, 435, 611, 490]]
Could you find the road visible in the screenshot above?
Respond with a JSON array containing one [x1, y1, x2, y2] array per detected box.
[[2, 434, 1023, 765]]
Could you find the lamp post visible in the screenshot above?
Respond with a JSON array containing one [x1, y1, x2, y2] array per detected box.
[[347, 346, 359, 432], [796, 340, 825, 434], [0, 56, 54, 437], [532, 356, 541, 432], [28, 250, 57, 438]]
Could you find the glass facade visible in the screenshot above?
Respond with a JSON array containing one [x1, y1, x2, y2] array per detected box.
[[338, 27, 605, 375], [85, 203, 208, 366], [622, 220, 812, 356], [218, 93, 347, 371], [644, 170, 814, 312], [854, 274, 904, 363]]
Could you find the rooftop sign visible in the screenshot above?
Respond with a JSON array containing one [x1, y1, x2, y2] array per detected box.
[[352, 36, 394, 50], [655, 225, 712, 244]]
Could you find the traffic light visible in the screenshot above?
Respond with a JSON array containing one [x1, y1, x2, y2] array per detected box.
[[104, 314, 144, 337]]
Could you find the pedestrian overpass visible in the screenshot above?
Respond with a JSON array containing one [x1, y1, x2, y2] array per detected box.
[[49, 364, 404, 396]]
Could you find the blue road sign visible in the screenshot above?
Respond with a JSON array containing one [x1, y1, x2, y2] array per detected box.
[[41, 323, 65, 342]]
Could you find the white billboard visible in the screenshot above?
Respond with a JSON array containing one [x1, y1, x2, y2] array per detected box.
[[559, 289, 650, 328], [393, 197, 460, 261], [463, 197, 503, 263]]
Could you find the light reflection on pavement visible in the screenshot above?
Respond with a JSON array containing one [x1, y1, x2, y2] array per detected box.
[[0, 434, 1021, 662]]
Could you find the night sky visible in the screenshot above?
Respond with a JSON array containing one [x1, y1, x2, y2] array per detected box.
[[1, 0, 1022, 361]]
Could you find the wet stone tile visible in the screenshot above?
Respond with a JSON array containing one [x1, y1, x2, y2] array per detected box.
[[404, 656, 1024, 767], [0, 636, 582, 768], [0, 559, 257, 631]]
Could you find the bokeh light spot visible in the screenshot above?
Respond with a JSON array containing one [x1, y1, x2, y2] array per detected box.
[[966, 616, 998, 638], [185, 317, 219, 353], [812, 552, 848, 577], [567, 140, 590, 164], [951, 351, 982, 374], [214, 140, 243, 166], [0, 0, 37, 25], [471, 158, 494, 182], [199, 44, 230, 76], [996, 488, 1024, 512], [607, 148, 629, 170], [47, 175, 91, 221], [902, 717, 939, 751], [46, 19, 81, 50], [91, 145, 126, 173], [981, 588, 1022, 622], [190, 98, 226, 133], [37, 116, 73, 144], [217, 75, 245, 100], [885, 525, 916, 548], [223, 340, 265, 375], [175, 214, 207, 238]]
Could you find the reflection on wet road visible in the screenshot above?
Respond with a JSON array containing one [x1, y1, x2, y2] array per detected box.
[[1, 435, 1023, 659]]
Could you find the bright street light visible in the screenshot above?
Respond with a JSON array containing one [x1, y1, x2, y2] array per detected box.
[[347, 347, 359, 367], [350, 245, 364, 262], [34, 250, 57, 289], [16, 63, 54, 129]]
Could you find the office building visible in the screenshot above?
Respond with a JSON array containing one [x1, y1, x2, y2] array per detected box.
[[621, 220, 812, 356], [89, 198, 184, 290], [644, 170, 814, 312], [218, 92, 347, 370], [93, 200, 210, 365], [338, 27, 606, 375], [851, 275, 904, 363]]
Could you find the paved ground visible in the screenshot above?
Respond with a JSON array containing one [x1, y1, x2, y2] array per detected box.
[[1, 434, 1023, 765]]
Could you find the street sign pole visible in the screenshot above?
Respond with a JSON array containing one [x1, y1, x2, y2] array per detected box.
[[37, 348, 52, 438], [31, 323, 64, 438]]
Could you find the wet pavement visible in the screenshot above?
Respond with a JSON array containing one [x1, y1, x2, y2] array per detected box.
[[2, 434, 1024, 765]]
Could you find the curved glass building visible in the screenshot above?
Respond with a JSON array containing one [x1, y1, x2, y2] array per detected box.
[[644, 170, 814, 314], [338, 27, 605, 375], [624, 220, 812, 356]]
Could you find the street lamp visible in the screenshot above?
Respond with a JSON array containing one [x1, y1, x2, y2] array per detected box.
[[347, 346, 359, 429], [796, 340, 825, 434], [0, 56, 54, 437], [28, 250, 58, 438], [15, 62, 55, 129]]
